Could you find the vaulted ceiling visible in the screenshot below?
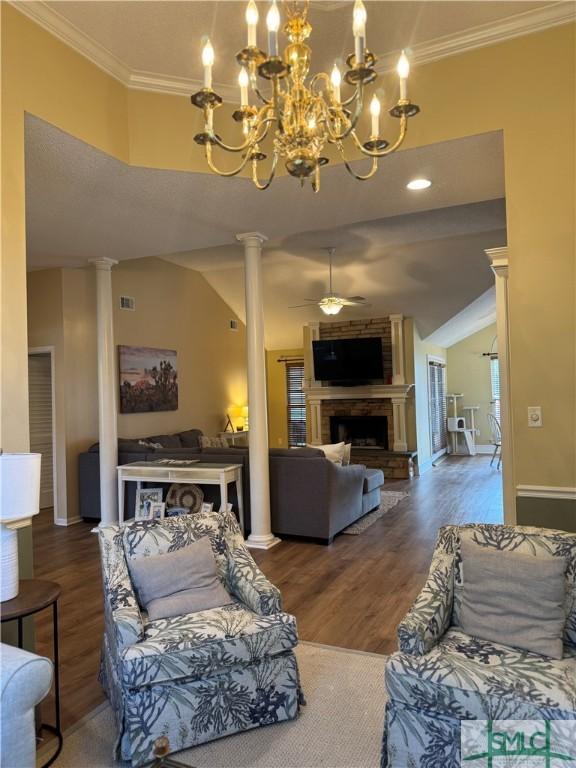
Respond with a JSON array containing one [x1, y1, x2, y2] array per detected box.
[[26, 115, 505, 347]]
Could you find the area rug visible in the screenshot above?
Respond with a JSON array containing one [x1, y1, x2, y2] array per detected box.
[[342, 490, 409, 535], [48, 643, 386, 768]]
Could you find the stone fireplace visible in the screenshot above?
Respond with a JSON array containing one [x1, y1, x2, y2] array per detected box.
[[324, 400, 393, 448], [304, 315, 416, 478], [330, 415, 389, 449]]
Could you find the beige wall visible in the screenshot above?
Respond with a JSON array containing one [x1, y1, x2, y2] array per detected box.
[[113, 258, 247, 439], [266, 349, 304, 448], [27, 258, 247, 521], [447, 324, 498, 445]]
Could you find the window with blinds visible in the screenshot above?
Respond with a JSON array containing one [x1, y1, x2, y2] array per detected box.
[[28, 353, 54, 509], [428, 359, 447, 455], [286, 362, 306, 447], [490, 356, 501, 421]]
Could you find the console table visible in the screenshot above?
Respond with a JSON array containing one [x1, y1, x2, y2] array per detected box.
[[117, 460, 244, 533]]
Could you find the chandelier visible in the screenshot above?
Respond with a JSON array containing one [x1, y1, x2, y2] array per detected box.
[[191, 0, 420, 192]]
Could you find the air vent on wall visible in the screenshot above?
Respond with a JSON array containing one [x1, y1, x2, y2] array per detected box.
[[120, 296, 135, 311], [229, 319, 239, 331]]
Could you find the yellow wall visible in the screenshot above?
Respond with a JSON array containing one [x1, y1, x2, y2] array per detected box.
[[447, 324, 498, 445], [266, 349, 304, 448], [27, 259, 247, 521], [2, 4, 575, 550]]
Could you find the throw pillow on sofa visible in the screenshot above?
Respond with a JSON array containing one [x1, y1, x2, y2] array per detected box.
[[148, 434, 183, 449], [307, 441, 347, 465], [460, 538, 567, 659], [128, 537, 233, 621], [200, 436, 229, 448]]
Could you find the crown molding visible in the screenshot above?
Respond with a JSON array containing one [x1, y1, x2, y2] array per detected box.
[[128, 71, 239, 102], [9, 0, 576, 101], [374, 2, 575, 75]]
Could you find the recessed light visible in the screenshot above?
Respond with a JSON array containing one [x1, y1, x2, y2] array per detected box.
[[407, 178, 432, 190]]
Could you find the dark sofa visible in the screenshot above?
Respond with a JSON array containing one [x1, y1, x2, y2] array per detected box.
[[79, 430, 384, 543]]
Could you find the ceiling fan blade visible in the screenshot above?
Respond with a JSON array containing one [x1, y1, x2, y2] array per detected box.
[[340, 297, 369, 306], [288, 303, 321, 309], [345, 296, 367, 302]]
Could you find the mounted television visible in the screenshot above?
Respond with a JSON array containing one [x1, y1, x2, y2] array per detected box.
[[312, 337, 384, 383]]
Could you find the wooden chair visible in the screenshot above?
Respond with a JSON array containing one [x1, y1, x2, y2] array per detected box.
[[487, 412, 502, 469]]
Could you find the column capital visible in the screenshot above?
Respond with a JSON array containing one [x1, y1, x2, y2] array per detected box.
[[485, 247, 509, 278], [236, 232, 268, 245], [90, 257, 118, 271]]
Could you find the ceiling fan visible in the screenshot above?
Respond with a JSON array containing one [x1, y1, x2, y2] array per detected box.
[[289, 248, 369, 316]]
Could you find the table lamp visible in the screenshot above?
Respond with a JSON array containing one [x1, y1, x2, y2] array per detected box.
[[0, 453, 41, 602]]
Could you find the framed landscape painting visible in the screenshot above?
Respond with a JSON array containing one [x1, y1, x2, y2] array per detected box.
[[119, 345, 178, 413]]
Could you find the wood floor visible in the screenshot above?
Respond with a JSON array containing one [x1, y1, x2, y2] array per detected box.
[[30, 455, 502, 732]]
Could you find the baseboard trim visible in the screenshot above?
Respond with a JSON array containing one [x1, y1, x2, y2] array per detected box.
[[54, 515, 83, 526], [516, 485, 576, 500]]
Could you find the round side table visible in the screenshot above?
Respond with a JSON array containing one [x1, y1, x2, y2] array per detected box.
[[1, 579, 63, 768]]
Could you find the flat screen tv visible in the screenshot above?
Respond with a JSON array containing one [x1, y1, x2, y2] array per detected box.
[[312, 337, 384, 383]]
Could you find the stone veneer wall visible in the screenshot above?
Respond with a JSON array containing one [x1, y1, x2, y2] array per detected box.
[[314, 316, 413, 478], [320, 399, 394, 449], [318, 317, 393, 382]]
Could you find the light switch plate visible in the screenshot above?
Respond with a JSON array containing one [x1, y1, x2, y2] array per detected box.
[[528, 406, 542, 427]]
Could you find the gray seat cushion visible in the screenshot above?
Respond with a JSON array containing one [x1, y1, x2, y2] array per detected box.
[[363, 468, 384, 494]]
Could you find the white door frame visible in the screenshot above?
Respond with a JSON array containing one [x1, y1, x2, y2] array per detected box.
[[28, 346, 62, 525], [485, 247, 515, 524]]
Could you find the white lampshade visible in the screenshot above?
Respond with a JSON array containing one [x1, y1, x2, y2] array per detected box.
[[0, 453, 41, 602], [0, 453, 41, 523]]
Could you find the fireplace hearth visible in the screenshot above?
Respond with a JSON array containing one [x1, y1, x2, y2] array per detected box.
[[330, 415, 389, 449]]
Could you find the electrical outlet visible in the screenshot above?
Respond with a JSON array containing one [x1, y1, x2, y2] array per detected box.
[[528, 406, 542, 427]]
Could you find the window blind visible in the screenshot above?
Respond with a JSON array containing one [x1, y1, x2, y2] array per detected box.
[[490, 356, 501, 421], [286, 362, 306, 447], [428, 360, 447, 454]]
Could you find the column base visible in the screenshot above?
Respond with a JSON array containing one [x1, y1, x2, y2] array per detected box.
[[245, 533, 282, 550]]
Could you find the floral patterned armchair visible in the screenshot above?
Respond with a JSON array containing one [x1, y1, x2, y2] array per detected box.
[[98, 510, 302, 767], [382, 524, 576, 768]]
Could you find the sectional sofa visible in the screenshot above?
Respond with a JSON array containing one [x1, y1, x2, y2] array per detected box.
[[78, 429, 385, 544]]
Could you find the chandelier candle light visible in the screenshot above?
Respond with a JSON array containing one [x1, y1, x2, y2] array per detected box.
[[191, 0, 420, 192]]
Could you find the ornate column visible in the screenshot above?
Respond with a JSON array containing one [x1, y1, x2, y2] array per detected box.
[[486, 246, 515, 524], [390, 314, 405, 385], [391, 397, 408, 452], [90, 258, 118, 524], [236, 233, 280, 549]]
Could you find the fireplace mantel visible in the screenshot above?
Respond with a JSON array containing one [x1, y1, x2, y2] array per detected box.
[[304, 383, 413, 402], [303, 317, 413, 453]]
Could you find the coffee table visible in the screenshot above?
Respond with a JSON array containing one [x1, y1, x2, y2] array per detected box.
[[117, 460, 244, 533]]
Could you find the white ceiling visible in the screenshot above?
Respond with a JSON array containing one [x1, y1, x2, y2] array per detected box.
[[25, 115, 505, 348], [21, 0, 568, 98]]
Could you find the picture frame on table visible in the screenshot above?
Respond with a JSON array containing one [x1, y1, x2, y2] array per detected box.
[[150, 502, 165, 520], [135, 487, 163, 520]]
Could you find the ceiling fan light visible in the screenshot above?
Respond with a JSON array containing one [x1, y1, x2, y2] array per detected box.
[[320, 300, 343, 315]]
